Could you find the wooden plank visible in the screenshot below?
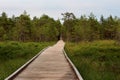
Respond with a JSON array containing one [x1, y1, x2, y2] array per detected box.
[[5, 47, 49, 80], [12, 40, 78, 80]]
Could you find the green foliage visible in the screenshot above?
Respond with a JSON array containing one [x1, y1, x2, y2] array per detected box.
[[0, 41, 54, 80], [62, 12, 120, 42], [0, 26, 5, 40], [1, 11, 120, 42], [65, 40, 120, 80], [0, 12, 61, 42], [31, 14, 60, 41], [0, 11, 120, 42], [100, 15, 118, 40], [62, 12, 77, 41]]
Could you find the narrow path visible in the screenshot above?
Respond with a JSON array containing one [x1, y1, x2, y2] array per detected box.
[[14, 40, 78, 80]]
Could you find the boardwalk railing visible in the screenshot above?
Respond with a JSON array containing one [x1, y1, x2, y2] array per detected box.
[[63, 49, 84, 80], [5, 47, 49, 80]]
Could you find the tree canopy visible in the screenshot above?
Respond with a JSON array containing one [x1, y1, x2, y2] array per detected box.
[[62, 12, 120, 42], [0, 12, 120, 42], [0, 12, 61, 42]]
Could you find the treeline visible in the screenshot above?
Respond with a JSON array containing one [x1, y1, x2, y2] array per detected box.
[[0, 11, 61, 42], [0, 11, 120, 42], [62, 12, 120, 42]]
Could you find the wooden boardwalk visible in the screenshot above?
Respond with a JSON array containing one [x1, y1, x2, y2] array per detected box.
[[13, 40, 78, 80]]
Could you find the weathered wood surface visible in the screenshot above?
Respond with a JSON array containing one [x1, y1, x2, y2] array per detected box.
[[14, 40, 78, 80]]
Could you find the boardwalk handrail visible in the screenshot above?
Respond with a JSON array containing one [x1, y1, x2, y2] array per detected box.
[[63, 49, 84, 80], [5, 47, 50, 80]]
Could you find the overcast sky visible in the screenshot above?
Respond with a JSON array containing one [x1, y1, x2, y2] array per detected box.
[[0, 0, 120, 19]]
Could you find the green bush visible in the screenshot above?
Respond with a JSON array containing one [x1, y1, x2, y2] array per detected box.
[[0, 41, 54, 80], [65, 40, 120, 80]]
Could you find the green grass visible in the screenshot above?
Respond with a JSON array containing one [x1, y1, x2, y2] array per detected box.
[[0, 41, 54, 80], [65, 40, 120, 80]]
